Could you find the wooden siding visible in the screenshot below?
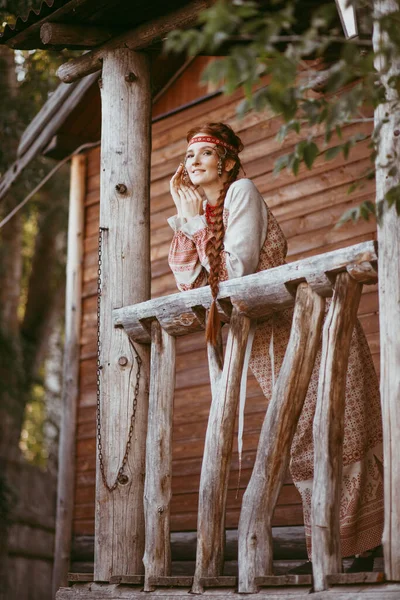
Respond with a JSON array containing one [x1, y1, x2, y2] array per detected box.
[[73, 61, 378, 538]]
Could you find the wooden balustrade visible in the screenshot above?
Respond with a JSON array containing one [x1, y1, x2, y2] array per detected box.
[[113, 241, 379, 593], [311, 272, 363, 592], [238, 283, 325, 593], [143, 321, 175, 591]]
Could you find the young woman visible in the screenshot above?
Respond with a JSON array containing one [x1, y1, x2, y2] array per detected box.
[[167, 122, 383, 571]]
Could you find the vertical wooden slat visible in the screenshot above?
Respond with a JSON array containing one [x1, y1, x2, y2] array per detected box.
[[238, 283, 325, 593], [143, 321, 175, 591], [52, 154, 86, 596], [311, 272, 363, 592], [207, 325, 224, 400], [192, 309, 251, 594], [94, 49, 151, 581], [373, 0, 400, 581]]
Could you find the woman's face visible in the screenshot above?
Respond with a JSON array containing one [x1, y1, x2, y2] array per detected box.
[[185, 137, 221, 187]]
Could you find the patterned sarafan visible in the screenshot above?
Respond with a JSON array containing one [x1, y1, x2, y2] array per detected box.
[[168, 179, 383, 558]]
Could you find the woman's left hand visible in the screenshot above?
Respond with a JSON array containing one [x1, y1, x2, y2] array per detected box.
[[178, 183, 203, 219]]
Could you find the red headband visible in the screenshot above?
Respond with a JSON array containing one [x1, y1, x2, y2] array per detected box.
[[188, 135, 237, 154]]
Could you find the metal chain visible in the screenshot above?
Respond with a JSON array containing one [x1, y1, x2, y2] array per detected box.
[[96, 226, 142, 492]]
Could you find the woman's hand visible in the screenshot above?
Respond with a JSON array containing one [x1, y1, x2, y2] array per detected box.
[[170, 164, 185, 217], [170, 164, 203, 219]]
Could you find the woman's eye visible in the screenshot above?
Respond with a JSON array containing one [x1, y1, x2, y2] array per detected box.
[[203, 150, 212, 155]]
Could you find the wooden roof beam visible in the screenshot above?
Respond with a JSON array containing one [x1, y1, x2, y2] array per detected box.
[[57, 0, 213, 84], [40, 23, 118, 48]]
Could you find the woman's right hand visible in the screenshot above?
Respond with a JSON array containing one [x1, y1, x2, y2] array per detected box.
[[170, 164, 203, 219], [170, 164, 185, 217]]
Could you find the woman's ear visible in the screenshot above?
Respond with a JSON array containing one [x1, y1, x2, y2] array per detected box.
[[224, 158, 236, 173]]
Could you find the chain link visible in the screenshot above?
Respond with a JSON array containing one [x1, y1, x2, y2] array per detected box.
[[96, 226, 142, 492]]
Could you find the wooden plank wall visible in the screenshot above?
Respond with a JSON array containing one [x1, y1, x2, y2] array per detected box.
[[7, 459, 57, 600], [73, 60, 378, 540]]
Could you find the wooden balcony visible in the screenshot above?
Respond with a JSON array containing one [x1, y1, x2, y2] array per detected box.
[[58, 241, 400, 599]]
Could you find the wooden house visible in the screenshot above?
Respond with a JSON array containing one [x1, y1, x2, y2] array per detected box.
[[1, 1, 399, 599]]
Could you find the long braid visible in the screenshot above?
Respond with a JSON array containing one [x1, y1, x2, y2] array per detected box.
[[185, 122, 244, 346], [206, 164, 240, 345]]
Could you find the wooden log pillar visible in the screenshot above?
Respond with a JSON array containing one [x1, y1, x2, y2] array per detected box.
[[373, 0, 400, 581], [192, 309, 251, 594], [311, 272, 363, 592], [143, 321, 175, 591], [52, 153, 86, 597], [238, 283, 325, 594], [94, 49, 151, 581], [207, 325, 224, 400]]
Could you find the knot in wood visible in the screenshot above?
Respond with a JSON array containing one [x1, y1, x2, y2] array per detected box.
[[125, 72, 137, 83], [394, 130, 400, 137], [117, 473, 129, 485], [157, 506, 164, 514], [115, 183, 127, 194], [118, 356, 128, 367], [178, 313, 195, 326]]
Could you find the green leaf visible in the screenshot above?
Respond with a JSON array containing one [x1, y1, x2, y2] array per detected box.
[[342, 141, 351, 160], [325, 145, 342, 160], [385, 183, 400, 208], [273, 154, 289, 175], [336, 206, 360, 227], [303, 142, 319, 169], [336, 125, 343, 140]]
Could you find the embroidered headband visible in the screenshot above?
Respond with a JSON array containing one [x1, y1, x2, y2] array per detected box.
[[188, 135, 238, 154]]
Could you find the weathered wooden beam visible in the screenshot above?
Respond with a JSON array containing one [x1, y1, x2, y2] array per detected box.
[[108, 575, 144, 585], [52, 154, 86, 597], [326, 572, 386, 585], [255, 574, 312, 587], [67, 573, 94, 583], [148, 576, 193, 587], [55, 581, 400, 599], [238, 283, 325, 593], [0, 73, 99, 203], [311, 272, 363, 592], [57, 0, 213, 83], [113, 241, 378, 343], [192, 310, 251, 594], [72, 526, 309, 563], [373, 0, 400, 582], [94, 49, 151, 582], [40, 23, 117, 48], [143, 322, 175, 592]]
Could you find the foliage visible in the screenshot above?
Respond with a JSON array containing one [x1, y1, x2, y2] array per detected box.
[[19, 383, 48, 467], [0, 0, 70, 468], [165, 0, 400, 222]]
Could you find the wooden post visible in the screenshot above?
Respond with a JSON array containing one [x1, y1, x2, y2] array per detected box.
[[238, 284, 325, 593], [143, 321, 175, 591], [52, 154, 86, 596], [373, 0, 400, 581], [192, 309, 251, 594], [207, 326, 224, 400], [311, 272, 363, 592], [94, 49, 151, 582]]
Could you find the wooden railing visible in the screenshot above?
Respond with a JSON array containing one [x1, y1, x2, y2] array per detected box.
[[113, 240, 379, 594]]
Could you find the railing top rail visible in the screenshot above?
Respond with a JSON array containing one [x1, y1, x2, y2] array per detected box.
[[113, 241, 378, 343]]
